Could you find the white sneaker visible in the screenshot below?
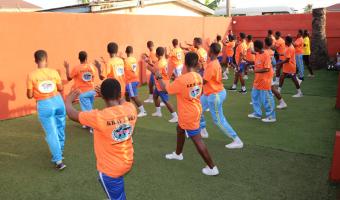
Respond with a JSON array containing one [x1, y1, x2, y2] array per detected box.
[[82, 125, 87, 129], [144, 98, 154, 103], [261, 117, 277, 123], [202, 166, 219, 176], [247, 113, 261, 119], [152, 112, 162, 117], [160, 102, 166, 107], [225, 140, 244, 149], [222, 75, 228, 80], [137, 112, 147, 118], [273, 81, 279, 86], [169, 116, 178, 123], [249, 102, 253, 105], [243, 75, 248, 80], [292, 93, 303, 98], [276, 102, 287, 109], [165, 152, 183, 160], [205, 108, 210, 112], [201, 128, 209, 138], [89, 128, 93, 134]]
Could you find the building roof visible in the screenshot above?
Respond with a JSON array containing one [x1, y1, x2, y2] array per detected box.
[[327, 3, 340, 12], [39, 0, 214, 15], [0, 0, 40, 9], [215, 6, 296, 16]]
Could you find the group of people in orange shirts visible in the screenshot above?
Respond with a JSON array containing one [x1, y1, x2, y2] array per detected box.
[[26, 28, 312, 199]]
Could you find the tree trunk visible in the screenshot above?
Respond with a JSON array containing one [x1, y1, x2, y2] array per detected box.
[[310, 8, 328, 69]]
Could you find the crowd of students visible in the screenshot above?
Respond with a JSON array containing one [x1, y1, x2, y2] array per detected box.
[[25, 28, 313, 200]]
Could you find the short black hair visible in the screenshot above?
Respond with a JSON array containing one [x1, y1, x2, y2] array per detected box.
[[275, 31, 281, 37], [216, 35, 222, 41], [147, 41, 154, 48], [264, 37, 273, 47], [194, 37, 202, 45], [100, 78, 121, 100], [210, 42, 221, 55], [303, 30, 310, 37], [285, 35, 293, 44], [78, 51, 87, 62], [268, 30, 273, 35], [254, 40, 264, 50], [125, 46, 133, 54], [107, 42, 118, 54], [239, 32, 246, 39], [247, 35, 253, 40], [185, 52, 198, 68], [229, 35, 235, 41], [298, 29, 303, 35], [172, 39, 178, 46], [156, 47, 165, 57], [34, 50, 47, 63]]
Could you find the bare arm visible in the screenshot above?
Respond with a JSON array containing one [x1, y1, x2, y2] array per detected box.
[[94, 60, 105, 80], [64, 61, 72, 81], [65, 90, 81, 122], [154, 71, 167, 91], [26, 89, 33, 99], [274, 58, 289, 67], [254, 68, 269, 73]]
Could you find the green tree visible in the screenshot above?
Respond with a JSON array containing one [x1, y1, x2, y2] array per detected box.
[[304, 4, 313, 13], [205, 0, 222, 10]]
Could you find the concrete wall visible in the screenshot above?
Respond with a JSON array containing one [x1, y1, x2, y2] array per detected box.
[[0, 12, 231, 120], [232, 13, 340, 57]]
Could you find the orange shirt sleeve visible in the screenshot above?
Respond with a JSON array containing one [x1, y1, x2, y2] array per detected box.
[[166, 78, 181, 94], [79, 110, 100, 130]]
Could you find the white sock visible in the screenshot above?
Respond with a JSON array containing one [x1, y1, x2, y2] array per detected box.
[[276, 77, 280, 82], [297, 89, 302, 94], [241, 86, 246, 91], [278, 87, 282, 93], [232, 84, 236, 89], [171, 112, 178, 118], [279, 99, 284, 104], [234, 137, 242, 143], [148, 94, 153, 99], [138, 106, 145, 113], [156, 107, 161, 113]]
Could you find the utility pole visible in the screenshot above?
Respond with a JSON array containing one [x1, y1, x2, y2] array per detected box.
[[226, 0, 231, 17]]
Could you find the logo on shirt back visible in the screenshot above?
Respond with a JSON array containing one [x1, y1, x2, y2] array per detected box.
[[82, 72, 93, 82], [116, 66, 124, 76], [189, 85, 201, 99], [112, 123, 132, 142], [176, 52, 182, 60], [132, 64, 137, 72], [38, 80, 55, 94]]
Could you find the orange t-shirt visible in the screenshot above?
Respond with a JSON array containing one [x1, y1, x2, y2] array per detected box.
[[154, 58, 169, 91], [169, 47, 184, 67], [149, 51, 158, 64], [294, 37, 304, 55], [253, 51, 273, 90], [203, 59, 224, 95], [225, 41, 235, 57], [246, 41, 255, 62], [235, 40, 247, 65], [106, 57, 126, 96], [197, 47, 208, 69], [275, 37, 286, 61], [70, 63, 96, 93], [27, 68, 61, 101], [283, 45, 296, 74], [79, 102, 137, 178], [167, 72, 203, 130], [124, 56, 139, 84]]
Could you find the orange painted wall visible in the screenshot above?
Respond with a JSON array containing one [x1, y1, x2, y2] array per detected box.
[[232, 13, 340, 57], [0, 12, 231, 120]]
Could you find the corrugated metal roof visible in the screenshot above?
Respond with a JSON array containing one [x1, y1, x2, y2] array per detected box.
[[0, 0, 40, 9]]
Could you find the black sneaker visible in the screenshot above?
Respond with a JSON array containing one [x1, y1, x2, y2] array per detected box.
[[228, 87, 237, 91], [56, 162, 67, 171], [239, 89, 247, 94]]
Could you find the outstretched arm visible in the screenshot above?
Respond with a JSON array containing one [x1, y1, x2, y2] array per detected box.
[[64, 61, 72, 81], [94, 60, 105, 80], [65, 90, 81, 122]]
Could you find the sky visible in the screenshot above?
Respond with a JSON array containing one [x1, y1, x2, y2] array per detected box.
[[26, 0, 339, 12]]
